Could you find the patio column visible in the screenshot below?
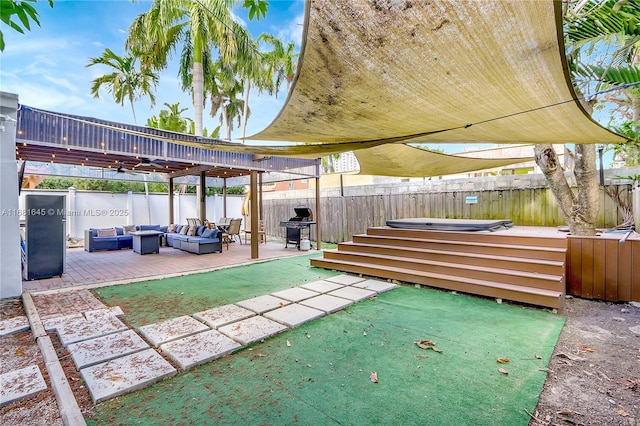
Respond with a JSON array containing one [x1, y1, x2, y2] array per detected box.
[[315, 160, 321, 250], [0, 91, 21, 298], [198, 171, 206, 222], [223, 177, 227, 218], [168, 177, 174, 224], [250, 170, 258, 259], [258, 172, 263, 221]]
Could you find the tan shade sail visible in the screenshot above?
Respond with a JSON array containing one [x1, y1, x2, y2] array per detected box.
[[354, 144, 531, 177], [248, 0, 625, 146]]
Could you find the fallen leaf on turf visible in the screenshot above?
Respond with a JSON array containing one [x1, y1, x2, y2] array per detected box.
[[497, 357, 510, 364], [618, 408, 628, 417], [110, 375, 122, 381], [498, 368, 509, 375], [254, 353, 268, 358], [286, 340, 291, 347], [15, 348, 24, 356], [535, 354, 542, 359], [370, 371, 378, 383], [414, 340, 443, 353], [580, 345, 595, 352]]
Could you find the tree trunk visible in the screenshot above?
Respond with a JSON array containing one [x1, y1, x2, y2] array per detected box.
[[241, 81, 251, 144], [534, 144, 599, 235], [193, 61, 204, 137]]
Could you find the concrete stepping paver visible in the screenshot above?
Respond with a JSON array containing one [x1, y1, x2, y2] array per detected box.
[[42, 313, 83, 332], [325, 275, 366, 285], [235, 294, 291, 314], [160, 329, 242, 370], [271, 287, 320, 302], [300, 280, 344, 294], [328, 286, 377, 302], [56, 314, 128, 346], [193, 304, 255, 329], [138, 315, 210, 347], [353, 279, 398, 293], [0, 316, 30, 336], [299, 294, 354, 314], [263, 304, 325, 328], [80, 348, 177, 403], [83, 306, 125, 321], [67, 330, 149, 370], [218, 316, 288, 346], [0, 365, 47, 406]]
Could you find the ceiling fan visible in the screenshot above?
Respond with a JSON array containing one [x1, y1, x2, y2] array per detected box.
[[104, 161, 148, 175], [133, 158, 163, 169]]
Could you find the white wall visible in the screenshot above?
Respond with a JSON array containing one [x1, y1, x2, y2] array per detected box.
[[18, 189, 244, 238], [0, 92, 21, 299]]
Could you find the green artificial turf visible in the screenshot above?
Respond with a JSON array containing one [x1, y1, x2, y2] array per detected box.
[[89, 265, 565, 425], [94, 253, 333, 327]]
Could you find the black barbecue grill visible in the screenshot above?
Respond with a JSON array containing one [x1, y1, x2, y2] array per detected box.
[[279, 207, 316, 249]]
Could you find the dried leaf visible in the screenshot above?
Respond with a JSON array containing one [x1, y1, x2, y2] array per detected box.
[[110, 375, 122, 381], [254, 353, 268, 358], [370, 371, 378, 383], [286, 340, 291, 347], [497, 357, 510, 364], [15, 348, 24, 356], [498, 368, 509, 375], [580, 345, 595, 352], [535, 354, 542, 359], [279, 301, 285, 307], [618, 408, 628, 417], [414, 340, 443, 353]]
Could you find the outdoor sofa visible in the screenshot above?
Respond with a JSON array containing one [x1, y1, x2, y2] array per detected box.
[[166, 224, 223, 254], [84, 223, 222, 255], [84, 226, 136, 252]]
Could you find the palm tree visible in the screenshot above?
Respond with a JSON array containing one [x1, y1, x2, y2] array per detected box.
[[146, 102, 192, 132], [236, 33, 298, 140], [125, 0, 262, 137], [86, 48, 158, 124], [0, 0, 53, 51]]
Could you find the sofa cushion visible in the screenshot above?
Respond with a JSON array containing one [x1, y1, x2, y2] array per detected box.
[[138, 224, 162, 231], [187, 226, 198, 236], [196, 225, 206, 236], [97, 228, 117, 237], [115, 227, 125, 235], [123, 224, 136, 235], [180, 225, 189, 235], [201, 228, 218, 239], [167, 224, 177, 233]]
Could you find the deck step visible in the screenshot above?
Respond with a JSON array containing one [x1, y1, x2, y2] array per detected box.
[[352, 234, 566, 261], [323, 249, 563, 291], [366, 227, 568, 248], [338, 242, 565, 275], [311, 227, 567, 312], [310, 257, 564, 310]]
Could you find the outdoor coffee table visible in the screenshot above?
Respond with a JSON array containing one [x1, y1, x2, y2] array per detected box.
[[130, 230, 163, 255]]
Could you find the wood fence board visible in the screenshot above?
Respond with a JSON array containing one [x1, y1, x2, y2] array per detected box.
[[631, 241, 640, 302], [568, 239, 582, 296], [604, 239, 619, 301], [592, 239, 605, 300]]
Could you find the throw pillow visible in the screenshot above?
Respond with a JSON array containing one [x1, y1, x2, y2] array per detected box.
[[201, 228, 218, 239], [180, 225, 189, 235], [187, 225, 197, 236], [97, 228, 117, 237], [123, 224, 136, 235], [167, 223, 177, 233]]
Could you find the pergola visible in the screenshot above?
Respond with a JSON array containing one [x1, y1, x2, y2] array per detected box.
[[14, 104, 321, 259]]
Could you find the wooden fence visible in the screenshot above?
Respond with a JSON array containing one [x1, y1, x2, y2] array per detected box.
[[264, 186, 633, 243]]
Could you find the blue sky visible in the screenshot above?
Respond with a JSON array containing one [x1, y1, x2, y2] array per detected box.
[[1, 0, 305, 140]]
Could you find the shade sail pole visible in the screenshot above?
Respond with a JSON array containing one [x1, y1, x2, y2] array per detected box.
[[250, 170, 258, 259], [315, 160, 321, 250]]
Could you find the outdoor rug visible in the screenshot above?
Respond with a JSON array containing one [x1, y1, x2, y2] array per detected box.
[[88, 257, 565, 425]]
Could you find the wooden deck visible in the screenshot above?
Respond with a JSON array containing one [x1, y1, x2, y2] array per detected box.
[[310, 226, 567, 312]]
